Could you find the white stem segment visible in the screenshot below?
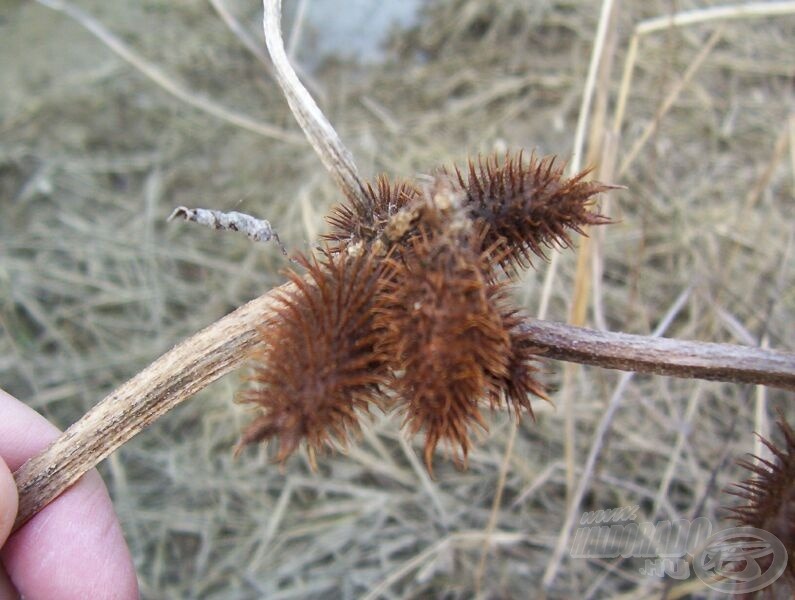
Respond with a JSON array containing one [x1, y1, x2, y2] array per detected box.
[[262, 0, 367, 204]]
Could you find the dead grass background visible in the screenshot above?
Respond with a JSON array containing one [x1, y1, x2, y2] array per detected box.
[[1, 0, 794, 598]]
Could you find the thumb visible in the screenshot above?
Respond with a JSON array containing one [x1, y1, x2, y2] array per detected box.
[[0, 457, 18, 547]]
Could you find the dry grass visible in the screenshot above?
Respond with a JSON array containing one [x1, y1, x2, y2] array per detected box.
[[1, 0, 794, 598]]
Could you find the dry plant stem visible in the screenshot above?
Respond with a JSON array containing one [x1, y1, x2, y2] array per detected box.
[[262, 0, 368, 205], [11, 288, 288, 534], [12, 287, 795, 534], [612, 2, 795, 148], [363, 530, 528, 600], [542, 285, 692, 589], [207, 0, 327, 104], [208, 0, 276, 78], [34, 0, 303, 144], [569, 0, 618, 174], [618, 27, 722, 177], [635, 0, 795, 34], [495, 7, 614, 584], [563, 0, 619, 508], [473, 420, 516, 591], [521, 319, 795, 390]]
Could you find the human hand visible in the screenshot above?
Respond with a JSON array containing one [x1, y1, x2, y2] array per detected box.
[[0, 389, 139, 599]]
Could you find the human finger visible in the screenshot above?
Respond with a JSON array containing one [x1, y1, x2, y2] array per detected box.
[[0, 389, 138, 600]]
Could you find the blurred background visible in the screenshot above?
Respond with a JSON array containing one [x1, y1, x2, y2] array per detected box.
[[1, 0, 794, 597]]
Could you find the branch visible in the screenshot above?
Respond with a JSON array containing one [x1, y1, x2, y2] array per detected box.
[[521, 319, 795, 390], [12, 288, 283, 533], [262, 0, 368, 204], [12, 293, 794, 533]]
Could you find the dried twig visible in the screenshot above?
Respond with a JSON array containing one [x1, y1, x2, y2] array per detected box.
[[12, 288, 282, 533], [541, 285, 691, 589], [262, 0, 368, 204], [12, 305, 795, 533], [521, 320, 795, 391], [635, 0, 795, 35]]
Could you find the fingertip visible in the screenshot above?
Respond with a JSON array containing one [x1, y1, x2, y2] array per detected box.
[[0, 457, 18, 546], [0, 390, 138, 599], [3, 470, 138, 600]]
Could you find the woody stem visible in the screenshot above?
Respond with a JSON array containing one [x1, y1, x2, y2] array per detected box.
[[12, 292, 795, 533]]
